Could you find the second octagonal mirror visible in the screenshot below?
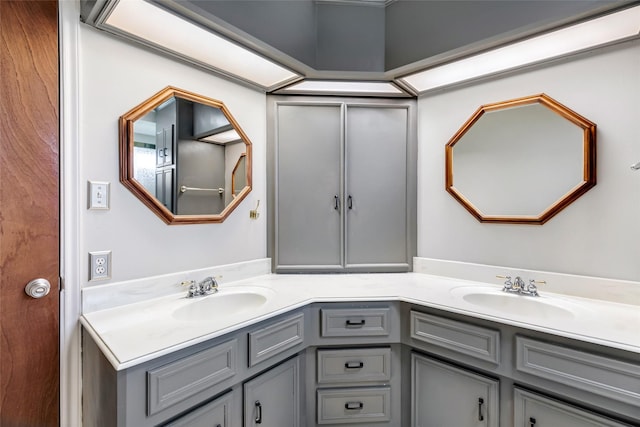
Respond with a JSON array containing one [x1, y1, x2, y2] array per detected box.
[[445, 93, 596, 224], [119, 86, 252, 224]]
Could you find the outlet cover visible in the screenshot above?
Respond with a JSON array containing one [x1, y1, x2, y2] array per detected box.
[[89, 251, 111, 281]]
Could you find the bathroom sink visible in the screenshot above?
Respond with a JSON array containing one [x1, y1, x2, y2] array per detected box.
[[173, 287, 272, 321], [450, 286, 575, 319]]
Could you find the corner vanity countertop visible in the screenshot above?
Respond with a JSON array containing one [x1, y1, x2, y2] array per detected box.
[[80, 273, 640, 370]]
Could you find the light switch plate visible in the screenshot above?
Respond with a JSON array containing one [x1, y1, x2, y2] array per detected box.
[[88, 181, 110, 210]]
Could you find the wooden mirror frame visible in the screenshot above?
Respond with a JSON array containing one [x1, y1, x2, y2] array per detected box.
[[119, 86, 252, 224], [445, 93, 596, 225], [231, 153, 247, 198]]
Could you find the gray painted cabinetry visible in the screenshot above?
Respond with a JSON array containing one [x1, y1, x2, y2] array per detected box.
[[407, 307, 639, 427], [82, 301, 639, 427], [309, 302, 403, 426], [267, 96, 417, 273], [82, 310, 308, 427], [514, 388, 632, 427], [244, 356, 301, 427], [411, 354, 499, 427]]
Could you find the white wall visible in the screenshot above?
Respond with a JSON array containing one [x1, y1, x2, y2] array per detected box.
[[417, 39, 640, 282], [80, 26, 267, 284]]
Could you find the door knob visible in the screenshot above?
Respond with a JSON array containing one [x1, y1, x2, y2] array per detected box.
[[25, 278, 51, 298]]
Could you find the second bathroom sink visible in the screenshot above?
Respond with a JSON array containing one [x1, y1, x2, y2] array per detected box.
[[450, 286, 576, 319]]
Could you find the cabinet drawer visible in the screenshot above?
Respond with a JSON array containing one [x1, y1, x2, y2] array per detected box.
[[321, 308, 390, 337], [514, 388, 633, 427], [516, 336, 640, 406], [147, 339, 237, 416], [248, 312, 304, 367], [317, 387, 391, 424], [410, 311, 500, 364], [165, 391, 233, 427], [317, 348, 391, 384]]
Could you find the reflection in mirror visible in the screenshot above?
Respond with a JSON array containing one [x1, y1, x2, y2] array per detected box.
[[121, 87, 252, 224], [445, 94, 595, 224], [231, 153, 247, 198]]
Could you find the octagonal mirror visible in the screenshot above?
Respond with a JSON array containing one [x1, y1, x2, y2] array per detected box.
[[119, 86, 252, 224], [445, 93, 596, 224]]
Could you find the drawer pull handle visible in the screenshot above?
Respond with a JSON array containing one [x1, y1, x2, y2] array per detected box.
[[344, 401, 364, 410], [255, 400, 262, 424], [478, 397, 484, 421], [345, 319, 366, 328], [344, 361, 364, 369], [216, 425, 221, 427], [530, 417, 536, 427]]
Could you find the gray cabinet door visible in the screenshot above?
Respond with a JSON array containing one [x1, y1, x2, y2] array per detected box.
[[275, 104, 343, 269], [244, 356, 300, 427], [345, 105, 408, 267], [514, 388, 632, 427], [412, 353, 499, 427], [165, 391, 233, 427]]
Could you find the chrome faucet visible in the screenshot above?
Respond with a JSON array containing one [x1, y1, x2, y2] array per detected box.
[[182, 276, 219, 298], [497, 275, 544, 297]]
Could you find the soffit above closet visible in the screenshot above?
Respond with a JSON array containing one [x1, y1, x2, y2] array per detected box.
[[80, 0, 639, 95]]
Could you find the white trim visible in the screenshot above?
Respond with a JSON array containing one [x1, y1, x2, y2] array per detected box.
[[59, 1, 83, 426]]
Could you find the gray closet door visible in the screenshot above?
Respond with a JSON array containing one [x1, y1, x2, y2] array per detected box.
[[276, 104, 342, 269], [345, 106, 408, 266]]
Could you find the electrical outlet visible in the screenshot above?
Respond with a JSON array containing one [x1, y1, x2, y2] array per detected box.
[[89, 251, 111, 281]]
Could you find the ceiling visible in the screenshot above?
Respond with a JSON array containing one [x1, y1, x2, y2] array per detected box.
[[81, 0, 638, 94], [161, 0, 627, 77]]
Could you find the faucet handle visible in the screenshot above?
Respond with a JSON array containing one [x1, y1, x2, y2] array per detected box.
[[497, 275, 515, 292], [199, 276, 219, 294], [524, 279, 545, 296], [180, 280, 200, 297]]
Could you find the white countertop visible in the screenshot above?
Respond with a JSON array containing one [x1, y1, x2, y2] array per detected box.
[[81, 272, 640, 370]]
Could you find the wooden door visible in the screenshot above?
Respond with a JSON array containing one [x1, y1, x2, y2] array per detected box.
[[0, 1, 60, 426]]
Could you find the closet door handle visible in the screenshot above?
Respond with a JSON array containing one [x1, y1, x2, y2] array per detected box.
[[529, 417, 536, 427], [347, 195, 353, 209], [255, 400, 262, 424], [478, 397, 484, 421], [334, 195, 339, 210]]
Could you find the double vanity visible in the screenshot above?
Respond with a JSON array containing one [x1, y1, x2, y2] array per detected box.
[[81, 270, 640, 427]]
